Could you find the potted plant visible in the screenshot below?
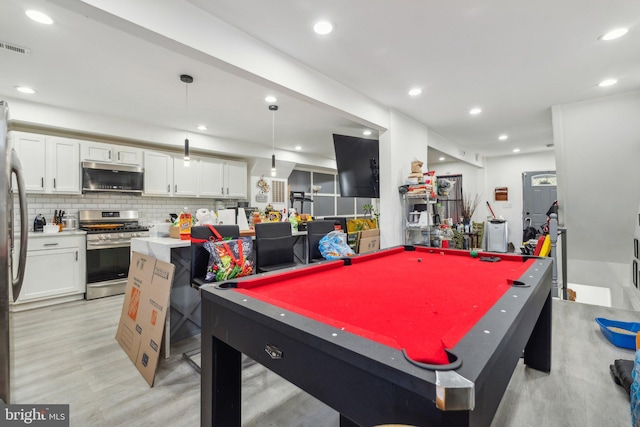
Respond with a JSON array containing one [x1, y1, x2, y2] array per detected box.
[[362, 203, 379, 228]]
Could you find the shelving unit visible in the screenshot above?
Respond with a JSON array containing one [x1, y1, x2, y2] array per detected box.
[[402, 193, 437, 246]]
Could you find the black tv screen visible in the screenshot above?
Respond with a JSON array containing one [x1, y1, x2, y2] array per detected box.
[[333, 134, 379, 198]]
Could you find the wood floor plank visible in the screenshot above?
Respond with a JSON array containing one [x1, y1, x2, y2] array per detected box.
[[8, 295, 635, 426]]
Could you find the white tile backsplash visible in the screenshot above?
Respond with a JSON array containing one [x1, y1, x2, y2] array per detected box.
[[14, 192, 239, 230]]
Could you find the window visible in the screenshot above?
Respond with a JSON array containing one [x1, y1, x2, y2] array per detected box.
[[288, 169, 373, 217], [531, 174, 557, 186]]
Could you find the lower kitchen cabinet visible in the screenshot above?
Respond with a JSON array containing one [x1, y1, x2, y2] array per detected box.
[[12, 233, 86, 309]]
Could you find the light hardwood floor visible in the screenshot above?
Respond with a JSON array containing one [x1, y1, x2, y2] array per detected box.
[[9, 296, 635, 427], [10, 295, 338, 426]]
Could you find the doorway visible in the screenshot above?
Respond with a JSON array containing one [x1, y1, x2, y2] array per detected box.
[[522, 171, 557, 233]]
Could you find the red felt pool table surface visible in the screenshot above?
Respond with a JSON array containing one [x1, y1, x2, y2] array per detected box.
[[234, 246, 534, 365]]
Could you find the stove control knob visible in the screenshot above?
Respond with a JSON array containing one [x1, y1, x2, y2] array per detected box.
[[99, 234, 106, 240], [119, 233, 125, 238]]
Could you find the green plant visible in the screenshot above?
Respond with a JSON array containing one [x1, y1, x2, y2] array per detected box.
[[362, 203, 379, 224]]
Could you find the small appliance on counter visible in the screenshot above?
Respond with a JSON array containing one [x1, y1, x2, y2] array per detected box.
[[62, 214, 77, 231], [33, 214, 46, 232]]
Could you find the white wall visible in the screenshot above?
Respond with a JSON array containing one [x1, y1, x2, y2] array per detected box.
[[248, 176, 289, 214], [428, 151, 556, 250], [483, 151, 556, 250], [429, 130, 483, 168], [379, 110, 429, 248], [552, 90, 640, 309]]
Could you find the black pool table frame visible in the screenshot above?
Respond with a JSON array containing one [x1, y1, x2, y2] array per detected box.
[[200, 248, 553, 427]]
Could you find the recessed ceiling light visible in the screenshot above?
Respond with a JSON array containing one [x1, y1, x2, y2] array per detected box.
[[15, 86, 35, 94], [408, 88, 422, 96], [313, 21, 334, 35], [196, 125, 207, 131], [25, 10, 53, 25], [265, 95, 277, 103], [295, 145, 302, 151], [598, 78, 618, 87], [599, 28, 629, 41], [439, 157, 445, 161], [363, 130, 372, 136], [512, 148, 520, 153], [469, 107, 482, 115], [498, 134, 508, 141]]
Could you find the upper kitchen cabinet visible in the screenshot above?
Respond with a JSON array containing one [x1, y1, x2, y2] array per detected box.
[[197, 157, 247, 199], [143, 150, 173, 196], [225, 160, 247, 199], [143, 150, 246, 199], [173, 157, 199, 197], [198, 157, 225, 198], [12, 132, 81, 194], [81, 141, 142, 166]]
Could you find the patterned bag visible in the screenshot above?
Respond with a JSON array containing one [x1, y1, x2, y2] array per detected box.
[[203, 237, 254, 282]]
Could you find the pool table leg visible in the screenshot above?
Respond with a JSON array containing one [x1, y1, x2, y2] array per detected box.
[[523, 292, 552, 372], [339, 414, 360, 427], [202, 330, 242, 427]]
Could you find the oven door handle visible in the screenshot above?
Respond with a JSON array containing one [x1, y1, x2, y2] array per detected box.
[[86, 241, 131, 249]]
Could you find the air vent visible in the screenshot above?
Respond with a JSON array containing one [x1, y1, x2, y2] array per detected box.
[[0, 41, 31, 56]]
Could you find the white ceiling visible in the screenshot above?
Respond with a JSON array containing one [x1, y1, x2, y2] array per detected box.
[[1, 0, 639, 163]]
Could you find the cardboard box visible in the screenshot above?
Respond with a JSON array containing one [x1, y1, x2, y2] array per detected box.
[[115, 252, 175, 386], [357, 228, 380, 254], [169, 225, 180, 239]]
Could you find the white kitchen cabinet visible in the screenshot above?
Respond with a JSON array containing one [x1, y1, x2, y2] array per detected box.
[[11, 132, 47, 192], [144, 150, 173, 196], [13, 233, 86, 304], [173, 157, 199, 196], [81, 140, 142, 166], [225, 160, 247, 199], [199, 157, 225, 197], [12, 132, 80, 194], [143, 149, 246, 199]]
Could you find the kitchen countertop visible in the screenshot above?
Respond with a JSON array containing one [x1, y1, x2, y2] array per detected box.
[[130, 236, 190, 264], [131, 236, 190, 248], [28, 230, 87, 238]]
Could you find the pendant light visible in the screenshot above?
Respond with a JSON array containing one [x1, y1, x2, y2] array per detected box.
[[269, 104, 278, 177], [180, 74, 193, 167]]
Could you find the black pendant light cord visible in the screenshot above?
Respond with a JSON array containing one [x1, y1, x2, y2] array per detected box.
[[270, 105, 278, 174], [181, 74, 193, 163]]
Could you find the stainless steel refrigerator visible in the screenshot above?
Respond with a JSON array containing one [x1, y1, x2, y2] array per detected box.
[[0, 100, 28, 404]]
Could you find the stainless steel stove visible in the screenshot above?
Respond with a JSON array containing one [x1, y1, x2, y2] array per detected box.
[[79, 210, 149, 299]]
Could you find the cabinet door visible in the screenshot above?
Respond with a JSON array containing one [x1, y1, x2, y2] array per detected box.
[[48, 137, 81, 194], [144, 151, 173, 196], [199, 158, 225, 197], [115, 146, 142, 165], [173, 157, 199, 196], [81, 141, 113, 162], [12, 132, 47, 193], [18, 247, 80, 302], [225, 160, 247, 198]]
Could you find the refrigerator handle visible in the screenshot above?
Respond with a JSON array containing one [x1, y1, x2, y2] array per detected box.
[[10, 148, 28, 302]]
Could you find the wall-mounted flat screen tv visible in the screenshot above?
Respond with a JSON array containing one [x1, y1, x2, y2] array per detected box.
[[332, 134, 379, 198]]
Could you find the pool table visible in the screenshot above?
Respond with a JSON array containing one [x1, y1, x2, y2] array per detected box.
[[200, 246, 553, 427]]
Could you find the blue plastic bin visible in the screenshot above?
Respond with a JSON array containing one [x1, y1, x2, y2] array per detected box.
[[595, 317, 640, 350]]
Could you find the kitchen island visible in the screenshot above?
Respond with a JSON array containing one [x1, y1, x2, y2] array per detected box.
[[130, 236, 194, 358]]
